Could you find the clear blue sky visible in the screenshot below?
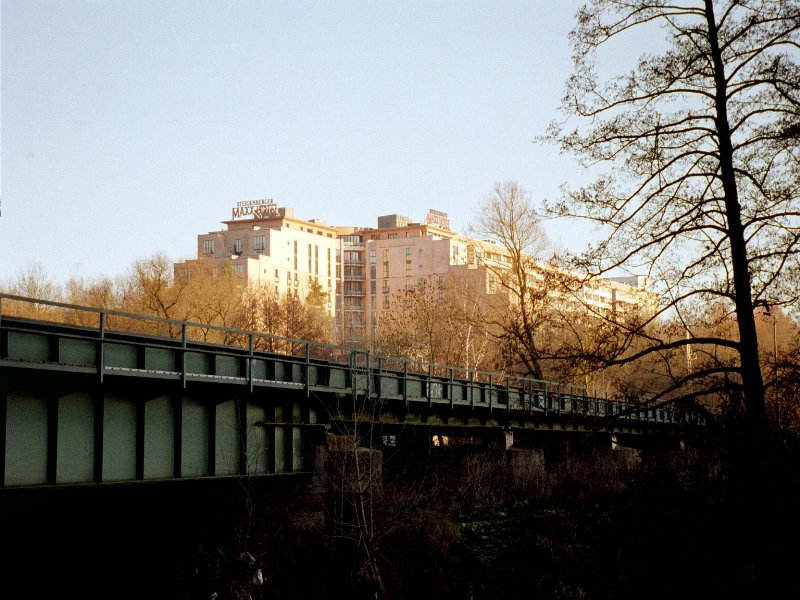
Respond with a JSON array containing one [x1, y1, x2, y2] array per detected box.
[[2, 0, 612, 285]]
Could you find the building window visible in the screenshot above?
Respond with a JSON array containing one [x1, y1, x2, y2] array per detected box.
[[383, 295, 390, 309], [388, 233, 397, 239], [405, 277, 413, 291], [405, 247, 412, 257], [370, 280, 377, 294], [253, 235, 265, 251], [382, 280, 389, 293], [344, 281, 363, 295], [370, 264, 376, 279], [233, 263, 245, 276], [315, 246, 319, 275], [202, 239, 214, 255], [233, 239, 242, 254], [344, 296, 363, 309], [369, 249, 377, 263], [345, 265, 363, 279]]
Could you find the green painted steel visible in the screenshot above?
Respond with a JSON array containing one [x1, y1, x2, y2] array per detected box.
[[274, 426, 287, 473], [1, 385, 316, 488], [329, 368, 347, 388], [251, 359, 268, 380], [186, 352, 211, 375], [5, 393, 48, 486], [405, 377, 423, 398], [145, 347, 175, 371], [103, 394, 137, 482], [246, 403, 268, 475], [215, 399, 240, 476], [216, 355, 241, 377], [105, 343, 138, 369], [60, 338, 95, 367], [144, 396, 174, 480], [181, 396, 209, 477], [8, 332, 50, 363], [291, 427, 304, 472], [56, 393, 95, 484]]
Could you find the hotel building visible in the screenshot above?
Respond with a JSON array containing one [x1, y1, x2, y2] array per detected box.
[[175, 199, 657, 342]]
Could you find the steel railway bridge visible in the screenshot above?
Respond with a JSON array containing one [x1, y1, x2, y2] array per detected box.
[[0, 293, 704, 491]]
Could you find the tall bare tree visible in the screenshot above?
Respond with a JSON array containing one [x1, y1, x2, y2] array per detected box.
[[469, 181, 553, 380], [544, 0, 800, 449]]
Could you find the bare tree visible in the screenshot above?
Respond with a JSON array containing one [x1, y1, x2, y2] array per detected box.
[[373, 274, 492, 372], [237, 282, 333, 353], [469, 181, 554, 379], [63, 275, 121, 327], [119, 252, 188, 336], [1, 262, 62, 319], [6, 261, 61, 301], [178, 261, 245, 344], [65, 275, 119, 310], [544, 0, 800, 449]]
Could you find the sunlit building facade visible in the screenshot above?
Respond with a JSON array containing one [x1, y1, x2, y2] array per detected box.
[[175, 200, 657, 342]]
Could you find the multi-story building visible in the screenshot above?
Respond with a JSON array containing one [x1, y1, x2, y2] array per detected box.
[[173, 201, 339, 316], [175, 199, 657, 342]]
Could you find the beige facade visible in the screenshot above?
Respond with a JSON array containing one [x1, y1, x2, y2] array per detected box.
[[174, 206, 339, 316], [176, 204, 657, 341]]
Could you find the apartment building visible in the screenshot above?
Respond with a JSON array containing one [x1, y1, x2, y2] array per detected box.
[[173, 201, 339, 316], [175, 200, 657, 341]]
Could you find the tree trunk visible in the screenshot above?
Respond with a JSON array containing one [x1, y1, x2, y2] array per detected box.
[[705, 0, 769, 451]]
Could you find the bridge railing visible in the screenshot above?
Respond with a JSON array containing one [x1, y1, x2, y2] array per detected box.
[[0, 293, 706, 427]]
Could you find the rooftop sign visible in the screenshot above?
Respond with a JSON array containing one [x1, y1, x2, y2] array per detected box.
[[232, 198, 279, 220], [426, 208, 450, 230]]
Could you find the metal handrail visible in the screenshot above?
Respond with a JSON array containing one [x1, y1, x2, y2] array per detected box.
[[0, 293, 705, 425]]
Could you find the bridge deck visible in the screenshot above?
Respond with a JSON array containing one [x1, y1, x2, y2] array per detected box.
[[0, 294, 705, 489]]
